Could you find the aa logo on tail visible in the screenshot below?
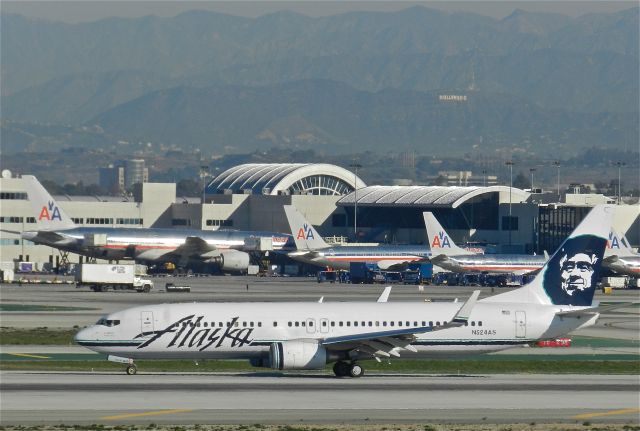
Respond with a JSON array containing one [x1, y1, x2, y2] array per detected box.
[[296, 224, 315, 240], [431, 232, 451, 248], [607, 232, 620, 249], [38, 201, 62, 221]]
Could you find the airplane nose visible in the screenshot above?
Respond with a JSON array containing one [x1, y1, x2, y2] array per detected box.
[[74, 327, 94, 345]]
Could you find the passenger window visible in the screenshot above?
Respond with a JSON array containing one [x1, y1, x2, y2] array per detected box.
[[309, 321, 313, 327], [250, 322, 254, 327], [464, 321, 469, 326], [471, 321, 476, 327], [322, 321, 327, 327], [197, 322, 201, 327], [258, 322, 262, 327], [390, 322, 395, 327], [375, 321, 379, 326], [273, 322, 278, 327], [368, 321, 372, 327], [234, 322, 239, 327], [301, 321, 306, 327], [219, 322, 224, 327], [406, 321, 410, 326], [398, 321, 402, 327], [354, 322, 358, 327], [436, 321, 440, 326], [421, 321, 426, 326], [413, 321, 417, 326], [331, 322, 335, 327], [362, 321, 366, 326], [339, 322, 343, 327], [383, 321, 387, 327], [346, 322, 351, 327], [242, 322, 247, 327], [226, 322, 231, 327], [295, 322, 299, 327], [203, 322, 208, 327], [429, 321, 433, 327], [478, 321, 483, 327]]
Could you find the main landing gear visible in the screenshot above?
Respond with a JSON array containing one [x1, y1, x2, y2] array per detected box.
[[332, 361, 364, 378], [126, 364, 137, 375]]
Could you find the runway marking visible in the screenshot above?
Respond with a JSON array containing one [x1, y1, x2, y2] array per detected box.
[[8, 353, 50, 359], [572, 408, 640, 419], [101, 409, 194, 420]]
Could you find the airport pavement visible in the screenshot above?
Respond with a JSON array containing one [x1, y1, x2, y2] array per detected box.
[[1, 372, 638, 425]]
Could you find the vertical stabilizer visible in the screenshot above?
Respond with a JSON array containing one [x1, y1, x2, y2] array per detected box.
[[283, 205, 329, 250], [22, 175, 76, 231], [605, 228, 637, 257], [483, 205, 613, 307], [423, 212, 473, 256]]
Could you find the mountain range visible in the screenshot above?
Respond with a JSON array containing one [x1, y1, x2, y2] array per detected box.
[[1, 6, 638, 157]]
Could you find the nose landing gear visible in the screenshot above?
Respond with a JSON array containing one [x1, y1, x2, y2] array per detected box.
[[107, 355, 137, 375], [332, 361, 364, 378], [126, 364, 137, 375]]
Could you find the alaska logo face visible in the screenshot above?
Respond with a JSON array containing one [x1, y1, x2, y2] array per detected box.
[[431, 232, 451, 248], [296, 224, 315, 240], [38, 201, 62, 221], [543, 235, 607, 306]]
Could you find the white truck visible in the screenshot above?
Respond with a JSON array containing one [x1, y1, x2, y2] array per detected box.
[[75, 263, 153, 292]]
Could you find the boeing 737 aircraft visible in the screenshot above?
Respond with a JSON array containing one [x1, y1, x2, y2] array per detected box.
[[283, 205, 430, 270], [603, 229, 640, 277], [423, 212, 547, 274], [75, 205, 613, 377], [9, 176, 292, 271]]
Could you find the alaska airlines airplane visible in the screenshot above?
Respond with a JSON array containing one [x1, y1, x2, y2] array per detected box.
[[603, 229, 640, 277], [283, 205, 430, 270], [423, 212, 546, 274], [75, 205, 613, 377], [9, 176, 292, 271]]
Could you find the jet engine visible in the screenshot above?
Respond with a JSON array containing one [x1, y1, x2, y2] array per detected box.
[[209, 250, 250, 272], [268, 340, 328, 370]]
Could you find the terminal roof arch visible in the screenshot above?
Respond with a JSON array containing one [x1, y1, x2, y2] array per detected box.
[[337, 185, 529, 208], [206, 163, 366, 196]]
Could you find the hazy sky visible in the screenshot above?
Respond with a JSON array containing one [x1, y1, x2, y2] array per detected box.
[[2, 1, 636, 23]]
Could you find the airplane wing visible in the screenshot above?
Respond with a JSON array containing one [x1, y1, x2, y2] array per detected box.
[[172, 236, 217, 258], [25, 230, 79, 246], [287, 250, 322, 259], [379, 258, 430, 271], [321, 290, 480, 359]]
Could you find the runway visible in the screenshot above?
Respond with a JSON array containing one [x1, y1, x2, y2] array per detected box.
[[1, 372, 638, 425]]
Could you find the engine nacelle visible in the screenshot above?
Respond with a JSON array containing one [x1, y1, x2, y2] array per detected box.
[[269, 340, 327, 370], [210, 250, 250, 272]]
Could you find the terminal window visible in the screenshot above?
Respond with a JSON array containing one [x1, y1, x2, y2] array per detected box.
[[0, 192, 27, 200], [501, 216, 518, 231], [206, 219, 233, 227]]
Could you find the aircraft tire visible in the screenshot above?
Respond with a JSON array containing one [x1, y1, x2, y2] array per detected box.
[[126, 365, 137, 375], [348, 363, 364, 378], [332, 361, 350, 377]]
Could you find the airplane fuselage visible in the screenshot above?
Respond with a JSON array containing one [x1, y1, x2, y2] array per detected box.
[[436, 254, 547, 275], [23, 227, 293, 262], [75, 300, 595, 361], [604, 256, 640, 277], [288, 245, 431, 270]]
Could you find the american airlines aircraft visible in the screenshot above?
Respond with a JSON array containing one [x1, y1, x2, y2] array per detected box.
[[10, 176, 292, 271], [603, 229, 640, 277], [423, 212, 547, 274], [283, 205, 430, 270], [75, 205, 613, 377]]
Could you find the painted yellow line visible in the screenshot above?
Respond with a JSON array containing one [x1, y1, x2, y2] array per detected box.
[[8, 353, 50, 359], [101, 409, 194, 420], [572, 408, 640, 420]]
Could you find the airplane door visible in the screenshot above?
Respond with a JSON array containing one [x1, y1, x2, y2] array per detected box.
[[515, 311, 526, 338], [141, 311, 154, 334], [306, 318, 316, 334], [319, 318, 329, 334]]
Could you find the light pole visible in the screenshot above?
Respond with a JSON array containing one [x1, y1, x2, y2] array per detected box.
[[505, 161, 514, 246], [349, 163, 362, 239], [529, 168, 536, 192], [615, 161, 626, 205], [482, 169, 487, 187], [200, 165, 209, 204], [553, 161, 561, 200]]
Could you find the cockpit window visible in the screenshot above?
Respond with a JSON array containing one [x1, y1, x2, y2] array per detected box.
[[96, 318, 120, 327]]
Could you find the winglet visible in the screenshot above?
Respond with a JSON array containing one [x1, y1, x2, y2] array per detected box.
[[376, 286, 392, 303], [452, 290, 480, 324], [318, 296, 324, 303]]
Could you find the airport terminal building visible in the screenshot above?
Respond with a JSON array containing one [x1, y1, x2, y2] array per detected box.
[[1, 163, 638, 270]]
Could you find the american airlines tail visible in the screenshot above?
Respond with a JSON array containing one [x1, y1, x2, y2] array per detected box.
[[483, 205, 613, 307], [605, 228, 637, 257], [423, 212, 473, 256], [22, 175, 76, 231], [283, 205, 329, 250]]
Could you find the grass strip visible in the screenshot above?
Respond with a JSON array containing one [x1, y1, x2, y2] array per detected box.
[[0, 327, 79, 345], [0, 304, 98, 312], [1, 359, 638, 374]]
